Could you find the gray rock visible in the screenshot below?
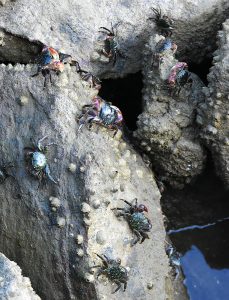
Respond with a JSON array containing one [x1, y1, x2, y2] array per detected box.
[[0, 65, 170, 300], [0, 253, 41, 300], [135, 35, 206, 188], [198, 18, 229, 187]]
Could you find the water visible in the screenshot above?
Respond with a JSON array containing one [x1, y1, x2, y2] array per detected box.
[[169, 218, 229, 300], [161, 157, 229, 300]]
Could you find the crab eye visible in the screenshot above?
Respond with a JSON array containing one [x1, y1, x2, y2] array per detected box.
[[117, 258, 121, 265], [139, 204, 148, 212]]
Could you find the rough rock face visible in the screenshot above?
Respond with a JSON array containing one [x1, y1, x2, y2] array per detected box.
[[134, 35, 206, 188], [0, 253, 41, 300], [0, 64, 171, 300], [0, 0, 228, 78], [197, 19, 229, 187]]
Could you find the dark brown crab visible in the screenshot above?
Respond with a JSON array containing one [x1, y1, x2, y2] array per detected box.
[[112, 198, 152, 246], [149, 7, 174, 37], [91, 253, 128, 294]]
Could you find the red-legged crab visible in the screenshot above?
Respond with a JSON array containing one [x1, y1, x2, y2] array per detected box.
[[78, 96, 123, 137], [91, 254, 128, 294], [24, 136, 57, 184], [112, 199, 152, 246], [0, 162, 14, 184], [32, 45, 66, 88], [149, 7, 174, 37], [168, 62, 192, 96]]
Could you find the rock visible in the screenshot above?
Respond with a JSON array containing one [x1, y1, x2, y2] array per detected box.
[[19, 95, 29, 106], [76, 235, 84, 245], [0, 0, 227, 77], [56, 217, 66, 228], [77, 249, 84, 257], [68, 163, 77, 173], [198, 18, 229, 187], [0, 253, 41, 300], [96, 231, 106, 245], [49, 196, 61, 208], [81, 202, 91, 213], [135, 35, 206, 188]]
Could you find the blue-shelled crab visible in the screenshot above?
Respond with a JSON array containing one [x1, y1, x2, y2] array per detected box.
[[91, 253, 128, 294], [24, 136, 57, 184], [153, 38, 177, 67], [78, 96, 123, 137], [112, 199, 152, 246]]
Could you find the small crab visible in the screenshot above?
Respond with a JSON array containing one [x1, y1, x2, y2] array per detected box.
[[0, 162, 14, 184], [153, 38, 177, 67], [99, 23, 125, 66], [24, 136, 57, 184], [112, 199, 152, 246], [165, 242, 181, 280], [168, 62, 192, 96], [32, 45, 67, 87], [78, 96, 123, 137], [149, 7, 174, 37], [76, 64, 101, 89], [91, 254, 128, 294]]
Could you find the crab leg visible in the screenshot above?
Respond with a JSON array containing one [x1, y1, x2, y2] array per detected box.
[[112, 280, 122, 294], [44, 164, 57, 184]]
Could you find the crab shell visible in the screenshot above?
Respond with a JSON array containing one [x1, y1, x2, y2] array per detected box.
[[32, 152, 47, 170], [168, 62, 188, 86], [129, 212, 152, 232], [42, 46, 60, 61], [107, 265, 128, 281]]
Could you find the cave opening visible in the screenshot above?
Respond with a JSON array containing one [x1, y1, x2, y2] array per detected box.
[[188, 57, 213, 86], [98, 72, 143, 131]]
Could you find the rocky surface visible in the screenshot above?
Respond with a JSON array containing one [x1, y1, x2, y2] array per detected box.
[[0, 253, 41, 300], [0, 64, 172, 300], [0, 0, 228, 78], [197, 18, 229, 187], [134, 35, 206, 188]]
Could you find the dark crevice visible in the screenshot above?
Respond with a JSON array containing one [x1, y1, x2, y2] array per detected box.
[[188, 57, 213, 86], [161, 152, 229, 230], [98, 72, 143, 131], [0, 28, 42, 64]]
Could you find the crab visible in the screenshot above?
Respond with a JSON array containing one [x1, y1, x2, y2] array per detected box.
[[24, 135, 57, 184], [91, 254, 128, 294], [168, 62, 192, 96], [76, 64, 101, 89], [78, 96, 123, 137], [32, 45, 68, 87], [153, 38, 177, 67], [0, 163, 14, 184], [99, 23, 125, 66], [165, 242, 181, 280], [112, 199, 152, 246], [149, 7, 174, 37]]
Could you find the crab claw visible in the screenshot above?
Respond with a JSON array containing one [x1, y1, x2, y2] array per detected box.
[[44, 164, 57, 184]]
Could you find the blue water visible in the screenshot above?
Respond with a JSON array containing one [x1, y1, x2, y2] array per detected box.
[[169, 218, 229, 300]]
